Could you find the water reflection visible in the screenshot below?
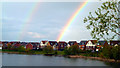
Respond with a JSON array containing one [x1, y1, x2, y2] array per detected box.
[[2, 53, 120, 67]]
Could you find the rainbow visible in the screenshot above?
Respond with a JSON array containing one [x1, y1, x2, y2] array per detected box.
[[19, 2, 41, 40], [57, 0, 89, 42]]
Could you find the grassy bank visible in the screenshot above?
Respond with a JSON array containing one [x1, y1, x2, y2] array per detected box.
[[1, 49, 65, 55]]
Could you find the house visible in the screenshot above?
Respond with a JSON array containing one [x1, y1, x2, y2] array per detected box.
[[2, 41, 9, 49], [85, 40, 97, 51], [31, 42, 40, 50], [20, 42, 28, 49], [97, 41, 108, 51], [110, 40, 120, 47], [58, 41, 67, 51], [13, 42, 21, 48], [48, 41, 58, 50], [79, 41, 87, 50], [40, 41, 48, 49], [67, 41, 79, 48], [26, 43, 33, 50], [10, 41, 20, 46], [0, 41, 2, 49]]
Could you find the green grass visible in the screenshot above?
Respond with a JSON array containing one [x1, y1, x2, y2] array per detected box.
[[57, 51, 65, 55]]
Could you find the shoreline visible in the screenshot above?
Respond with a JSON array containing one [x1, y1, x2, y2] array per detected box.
[[67, 55, 120, 63], [1, 51, 120, 63]]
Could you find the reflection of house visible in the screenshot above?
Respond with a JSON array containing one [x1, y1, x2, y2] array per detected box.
[[48, 41, 58, 50], [79, 41, 87, 50], [40, 41, 48, 48], [58, 41, 67, 51], [85, 40, 97, 51], [110, 40, 120, 47], [0, 41, 2, 49]]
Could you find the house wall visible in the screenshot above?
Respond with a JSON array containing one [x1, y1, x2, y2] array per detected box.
[[26, 44, 33, 50], [86, 41, 96, 46], [86, 41, 96, 51], [40, 41, 48, 48]]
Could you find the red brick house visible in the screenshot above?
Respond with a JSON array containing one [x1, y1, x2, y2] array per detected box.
[[58, 41, 67, 51], [26, 43, 33, 50], [13, 42, 21, 48]]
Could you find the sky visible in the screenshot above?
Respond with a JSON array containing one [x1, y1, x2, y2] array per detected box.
[[1, 1, 113, 42]]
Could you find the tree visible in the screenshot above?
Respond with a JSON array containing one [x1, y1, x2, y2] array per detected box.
[[64, 45, 80, 55], [7, 43, 12, 50], [84, 0, 120, 40], [17, 46, 26, 52], [111, 46, 120, 62], [102, 45, 113, 59], [43, 46, 53, 54]]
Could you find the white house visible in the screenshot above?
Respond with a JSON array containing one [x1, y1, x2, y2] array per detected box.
[[85, 40, 97, 51], [40, 41, 48, 48]]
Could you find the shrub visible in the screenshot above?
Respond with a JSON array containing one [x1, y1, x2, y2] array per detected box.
[[43, 46, 53, 54], [111, 46, 120, 62], [64, 45, 80, 55], [17, 46, 26, 52]]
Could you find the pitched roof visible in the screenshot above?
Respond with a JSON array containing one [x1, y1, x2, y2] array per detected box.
[[110, 40, 120, 46], [49, 41, 58, 46], [98, 41, 107, 45], [68, 41, 77, 46], [90, 40, 97, 44], [79, 41, 87, 45], [41, 41, 48, 44]]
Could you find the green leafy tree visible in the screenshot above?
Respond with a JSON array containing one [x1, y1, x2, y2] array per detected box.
[[84, 0, 120, 40], [7, 43, 12, 50], [17, 46, 26, 52], [64, 45, 80, 55], [102, 45, 113, 59], [111, 46, 120, 62], [43, 46, 53, 54]]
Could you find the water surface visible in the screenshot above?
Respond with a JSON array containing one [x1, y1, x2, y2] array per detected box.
[[2, 53, 120, 67]]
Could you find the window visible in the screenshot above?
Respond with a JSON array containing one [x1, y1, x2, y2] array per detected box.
[[61, 45, 63, 47]]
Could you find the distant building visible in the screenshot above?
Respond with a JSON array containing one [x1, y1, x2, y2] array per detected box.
[[58, 41, 67, 51], [110, 40, 120, 47], [48, 41, 58, 50], [0, 41, 2, 49], [79, 41, 87, 50], [40, 41, 48, 48], [85, 40, 97, 51]]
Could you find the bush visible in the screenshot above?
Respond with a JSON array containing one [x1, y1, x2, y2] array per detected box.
[[43, 46, 53, 54], [17, 46, 26, 52], [64, 45, 80, 55], [111, 46, 120, 61], [102, 45, 113, 59]]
